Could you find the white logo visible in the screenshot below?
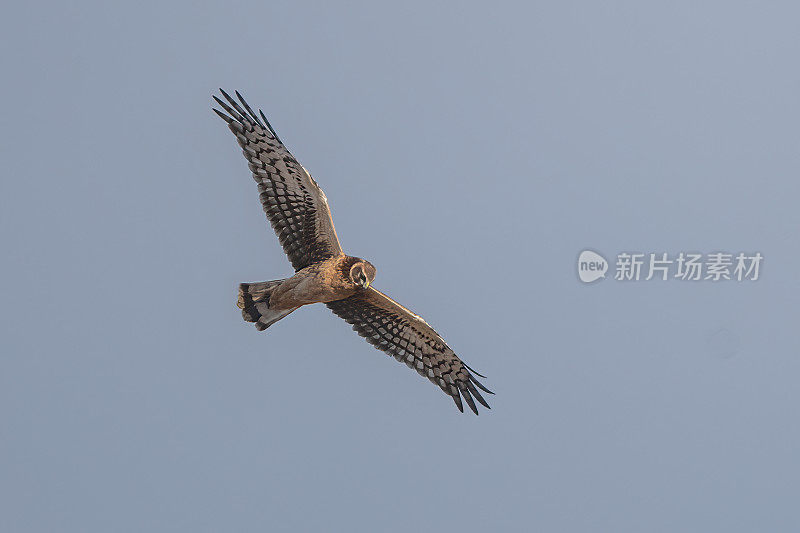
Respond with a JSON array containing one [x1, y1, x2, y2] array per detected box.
[[577, 250, 763, 283], [578, 250, 608, 283]]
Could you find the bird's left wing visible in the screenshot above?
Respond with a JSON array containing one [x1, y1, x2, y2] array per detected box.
[[213, 90, 342, 271], [326, 288, 493, 414]]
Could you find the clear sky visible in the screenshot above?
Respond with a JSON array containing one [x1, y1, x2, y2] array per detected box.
[[2, 1, 799, 531]]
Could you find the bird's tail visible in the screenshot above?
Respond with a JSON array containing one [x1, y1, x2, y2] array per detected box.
[[237, 280, 297, 331]]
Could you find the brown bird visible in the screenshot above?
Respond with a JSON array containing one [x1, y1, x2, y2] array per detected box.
[[213, 90, 492, 414]]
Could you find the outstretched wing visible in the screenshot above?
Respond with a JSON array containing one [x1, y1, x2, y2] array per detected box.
[[326, 288, 493, 414], [213, 90, 342, 271]]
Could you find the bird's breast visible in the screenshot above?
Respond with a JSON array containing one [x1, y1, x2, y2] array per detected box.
[[269, 260, 356, 309]]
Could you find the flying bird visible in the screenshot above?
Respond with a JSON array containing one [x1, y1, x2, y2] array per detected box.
[[213, 90, 492, 414]]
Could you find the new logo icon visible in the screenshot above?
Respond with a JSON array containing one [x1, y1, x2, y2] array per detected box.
[[578, 250, 608, 283]]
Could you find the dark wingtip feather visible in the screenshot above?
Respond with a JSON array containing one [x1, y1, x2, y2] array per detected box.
[[463, 362, 487, 378], [212, 108, 233, 123], [259, 109, 283, 143], [218, 88, 237, 107], [459, 384, 479, 415], [467, 381, 491, 409], [452, 393, 464, 413], [469, 374, 494, 395], [235, 90, 265, 128], [220, 88, 254, 127], [219, 88, 235, 104], [212, 95, 245, 123]]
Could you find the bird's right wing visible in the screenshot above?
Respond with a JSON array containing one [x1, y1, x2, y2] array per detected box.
[[326, 288, 493, 414], [213, 90, 342, 271]]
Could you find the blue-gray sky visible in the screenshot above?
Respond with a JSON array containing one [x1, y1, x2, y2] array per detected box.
[[2, 1, 799, 531]]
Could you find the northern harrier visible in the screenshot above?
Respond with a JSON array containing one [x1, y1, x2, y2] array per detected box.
[[213, 90, 492, 414]]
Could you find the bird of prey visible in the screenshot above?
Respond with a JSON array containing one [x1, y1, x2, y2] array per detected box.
[[213, 90, 492, 414]]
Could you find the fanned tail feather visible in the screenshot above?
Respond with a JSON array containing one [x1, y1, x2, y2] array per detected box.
[[237, 280, 297, 331]]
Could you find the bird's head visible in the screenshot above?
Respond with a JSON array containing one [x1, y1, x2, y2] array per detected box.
[[349, 259, 376, 289]]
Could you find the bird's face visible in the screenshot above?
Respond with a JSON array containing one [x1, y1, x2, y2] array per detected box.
[[350, 260, 376, 289]]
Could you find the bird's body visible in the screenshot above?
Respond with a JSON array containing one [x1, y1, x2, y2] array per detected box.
[[265, 255, 362, 309], [214, 89, 493, 414]]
